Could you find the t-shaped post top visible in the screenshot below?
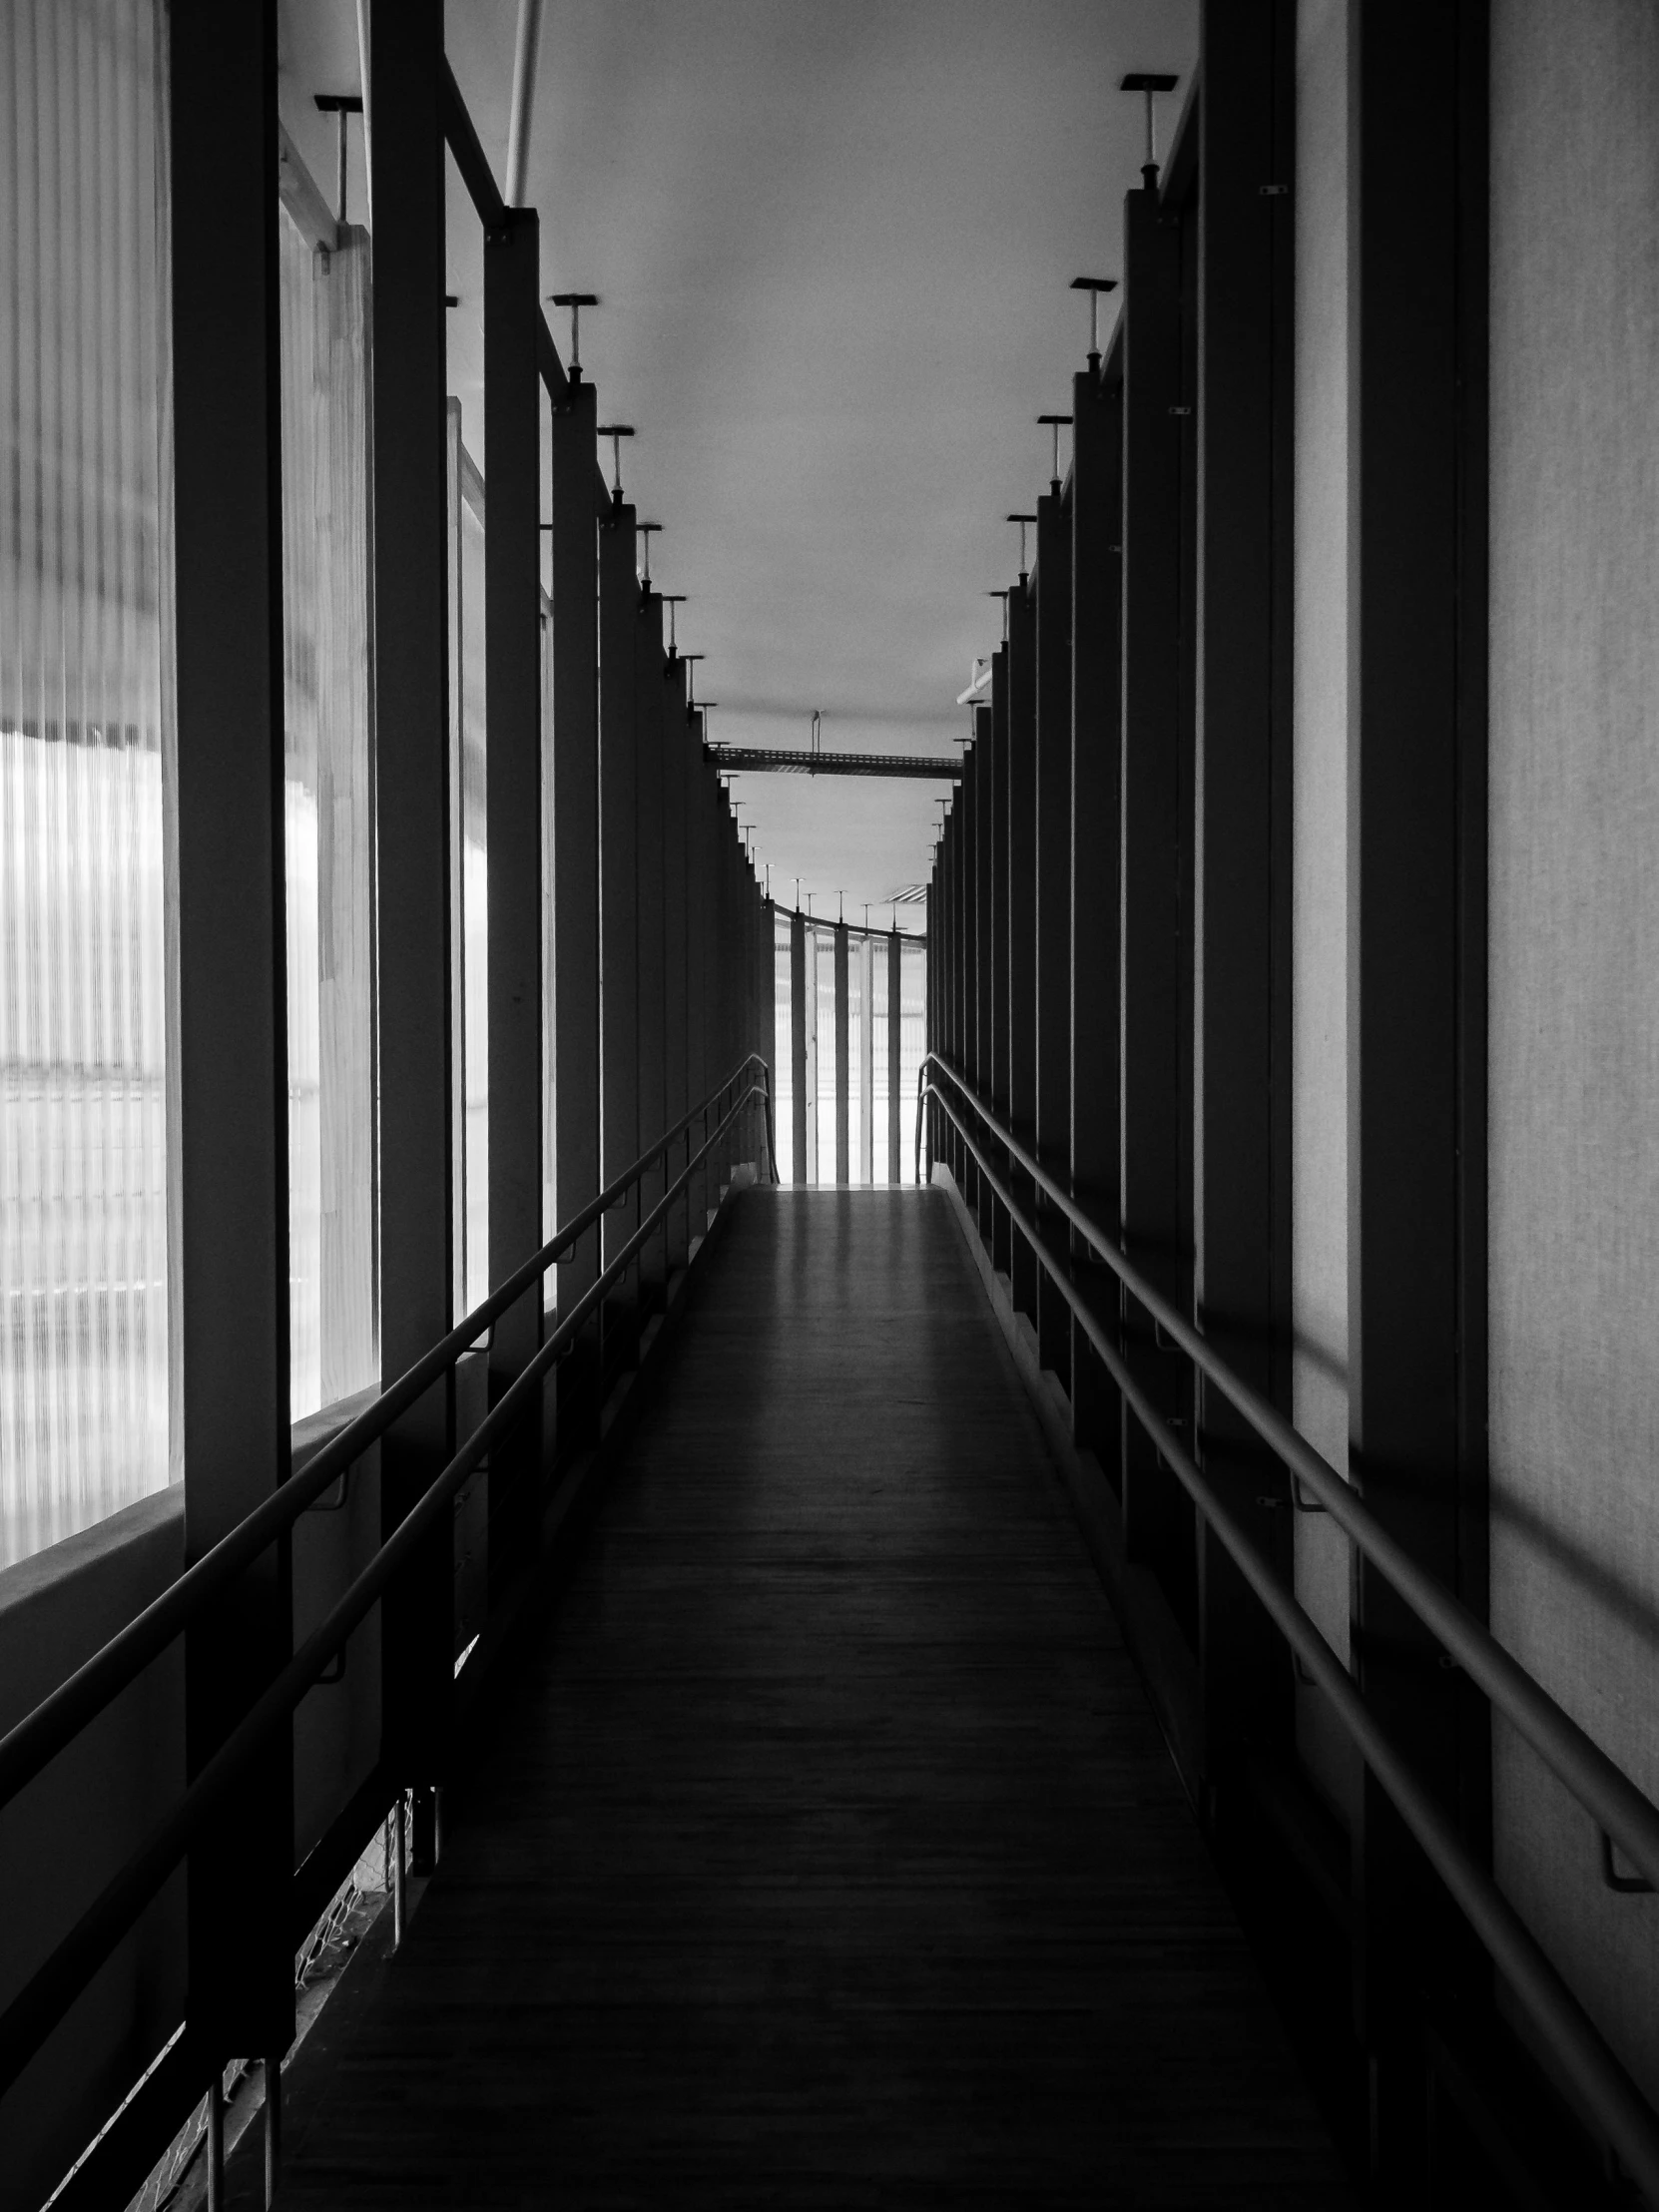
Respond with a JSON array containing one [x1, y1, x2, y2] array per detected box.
[[549, 291, 599, 378]]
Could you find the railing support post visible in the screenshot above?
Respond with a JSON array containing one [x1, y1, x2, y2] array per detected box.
[[485, 200, 546, 1551], [169, 0, 294, 2078], [551, 373, 602, 1416], [369, 0, 455, 1838]]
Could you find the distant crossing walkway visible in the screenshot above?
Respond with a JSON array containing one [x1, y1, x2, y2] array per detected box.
[[274, 1187, 1350, 2207]]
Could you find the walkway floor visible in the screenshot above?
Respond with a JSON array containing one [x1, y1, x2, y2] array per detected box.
[[276, 1187, 1350, 2208]]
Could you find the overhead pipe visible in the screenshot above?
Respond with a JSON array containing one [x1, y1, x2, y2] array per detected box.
[[505, 0, 544, 208]]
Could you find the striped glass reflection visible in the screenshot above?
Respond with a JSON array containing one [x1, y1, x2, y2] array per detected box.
[[276, 196, 377, 1419], [0, 0, 172, 1567]]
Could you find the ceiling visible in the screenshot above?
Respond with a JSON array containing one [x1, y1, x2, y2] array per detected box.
[[276, 0, 1197, 927]]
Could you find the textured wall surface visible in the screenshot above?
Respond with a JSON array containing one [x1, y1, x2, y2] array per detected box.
[[1488, 0, 1659, 2108], [1291, 0, 1356, 1818]]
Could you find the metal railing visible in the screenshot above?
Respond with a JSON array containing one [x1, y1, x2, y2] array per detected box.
[[916, 1048, 1659, 2201], [0, 1056, 777, 2115]]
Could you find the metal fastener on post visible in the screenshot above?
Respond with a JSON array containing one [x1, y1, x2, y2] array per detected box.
[[1120, 73, 1179, 189], [313, 93, 362, 226], [548, 290, 599, 381], [597, 422, 634, 506], [1069, 276, 1118, 368], [1037, 413, 1073, 496]]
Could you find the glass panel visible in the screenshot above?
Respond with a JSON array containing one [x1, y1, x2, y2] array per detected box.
[[871, 937, 890, 1183], [445, 403, 488, 1318], [277, 202, 377, 1419], [846, 937, 863, 1186], [773, 910, 793, 1184], [815, 927, 835, 1183], [0, 0, 172, 1568], [899, 937, 927, 1184]]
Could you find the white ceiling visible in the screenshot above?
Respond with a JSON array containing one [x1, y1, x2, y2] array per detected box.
[[277, 0, 1197, 925]]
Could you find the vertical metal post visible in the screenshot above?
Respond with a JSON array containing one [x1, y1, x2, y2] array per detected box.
[[1190, 0, 1296, 1799], [790, 909, 808, 1182], [990, 651, 1012, 1275], [662, 654, 689, 1255], [600, 498, 641, 1342], [551, 376, 601, 1393], [369, 0, 454, 1812], [833, 921, 850, 1183], [1034, 487, 1073, 1384], [1119, 171, 1194, 1608], [887, 929, 902, 1183], [170, 0, 294, 2077], [973, 703, 994, 1244], [485, 201, 544, 1535], [1349, 4, 1489, 2182], [635, 589, 667, 1293], [761, 896, 777, 1174], [1006, 580, 1038, 1320], [684, 715, 709, 1235], [1071, 346, 1124, 1482]]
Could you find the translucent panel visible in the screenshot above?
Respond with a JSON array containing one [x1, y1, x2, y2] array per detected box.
[[870, 937, 889, 1183], [898, 937, 927, 1184], [815, 928, 835, 1182], [773, 911, 794, 1183], [846, 940, 864, 1186], [277, 206, 377, 1418], [445, 405, 488, 1318], [0, 0, 172, 1566]]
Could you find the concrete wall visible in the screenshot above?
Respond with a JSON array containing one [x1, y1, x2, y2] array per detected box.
[[1487, 0, 1659, 2111], [1291, 0, 1358, 1821]]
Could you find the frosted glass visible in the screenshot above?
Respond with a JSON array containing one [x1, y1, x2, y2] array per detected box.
[[0, 0, 172, 1567], [898, 937, 926, 1184], [772, 912, 793, 1183], [871, 940, 890, 1184], [445, 405, 488, 1318], [276, 206, 377, 1418]]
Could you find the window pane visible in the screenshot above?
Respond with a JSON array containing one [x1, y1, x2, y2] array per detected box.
[[0, 0, 172, 1567], [277, 201, 377, 1418]]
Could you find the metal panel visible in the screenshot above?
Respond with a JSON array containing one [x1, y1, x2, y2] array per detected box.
[[990, 651, 1012, 1275], [1190, 0, 1297, 1786], [662, 654, 689, 1251], [1118, 179, 1194, 1622], [635, 591, 666, 1287], [1071, 353, 1124, 1481], [550, 378, 601, 1371], [171, 0, 293, 2060], [1034, 490, 1072, 1382], [1006, 580, 1038, 1321], [1348, 3, 1489, 2175], [600, 501, 640, 1296]]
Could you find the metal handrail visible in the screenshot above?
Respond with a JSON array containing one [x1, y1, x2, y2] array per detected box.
[[917, 1053, 1659, 2199], [0, 1055, 775, 1820], [0, 1076, 771, 2099], [917, 1052, 1659, 1891]]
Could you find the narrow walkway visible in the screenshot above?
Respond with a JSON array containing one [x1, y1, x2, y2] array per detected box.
[[277, 1189, 1349, 2207]]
